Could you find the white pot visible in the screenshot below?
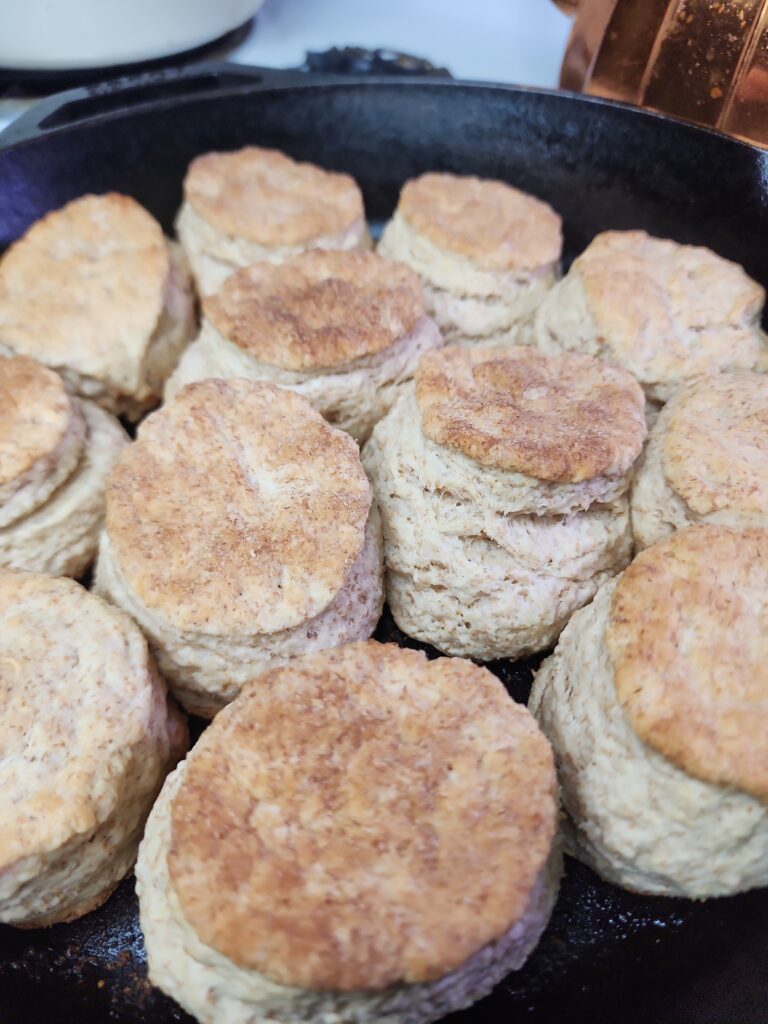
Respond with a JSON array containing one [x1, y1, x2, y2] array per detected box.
[[0, 0, 265, 70]]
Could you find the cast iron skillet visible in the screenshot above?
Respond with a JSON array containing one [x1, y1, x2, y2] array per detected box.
[[1, 63, 768, 1024]]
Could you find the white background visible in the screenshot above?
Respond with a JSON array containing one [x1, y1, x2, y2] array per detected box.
[[0, 0, 572, 132]]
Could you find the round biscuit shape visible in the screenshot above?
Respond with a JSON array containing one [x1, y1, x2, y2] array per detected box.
[[164, 311, 443, 445], [0, 398, 128, 578], [0, 568, 187, 926], [529, 575, 768, 898], [415, 345, 646, 482], [364, 388, 633, 660], [607, 524, 768, 801], [166, 641, 558, 992], [95, 505, 383, 719], [531, 230, 767, 401], [377, 212, 560, 346], [139, 762, 560, 1024], [0, 356, 87, 528], [631, 373, 768, 547], [204, 250, 425, 371], [664, 372, 768, 518], [0, 194, 189, 410], [183, 147, 364, 248], [397, 173, 562, 273], [105, 378, 372, 636]]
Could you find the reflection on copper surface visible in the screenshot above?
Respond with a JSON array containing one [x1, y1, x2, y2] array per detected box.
[[644, 0, 760, 125], [560, 0, 618, 92], [724, 4, 768, 142], [589, 0, 670, 103], [558, 0, 768, 146]]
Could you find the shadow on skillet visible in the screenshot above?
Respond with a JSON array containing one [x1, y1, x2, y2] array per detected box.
[[1, 605, 767, 1024]]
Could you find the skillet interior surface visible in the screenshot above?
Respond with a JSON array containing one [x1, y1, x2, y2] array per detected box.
[[0, 69, 767, 1024]]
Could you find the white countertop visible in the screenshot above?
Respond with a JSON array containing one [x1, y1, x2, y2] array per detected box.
[[0, 0, 571, 133]]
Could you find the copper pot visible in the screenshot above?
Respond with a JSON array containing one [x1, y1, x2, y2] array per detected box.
[[556, 0, 768, 146]]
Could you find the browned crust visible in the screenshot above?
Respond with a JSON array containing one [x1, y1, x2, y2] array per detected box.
[[105, 378, 371, 635], [415, 345, 646, 482], [168, 641, 557, 992], [574, 231, 765, 377], [0, 194, 169, 387], [607, 525, 768, 800], [398, 172, 562, 271], [0, 568, 184, 876], [203, 250, 425, 370], [0, 356, 79, 488], [183, 147, 364, 246], [662, 373, 768, 517]]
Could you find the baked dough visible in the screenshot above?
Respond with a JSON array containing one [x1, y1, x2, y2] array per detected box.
[[0, 568, 186, 927], [166, 250, 443, 442], [530, 525, 768, 896], [379, 173, 561, 345], [137, 641, 560, 1024], [96, 378, 383, 716]]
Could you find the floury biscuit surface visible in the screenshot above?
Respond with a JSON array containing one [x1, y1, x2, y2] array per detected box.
[[530, 525, 768, 897], [177, 147, 370, 295], [364, 346, 645, 659], [631, 372, 768, 548], [0, 356, 128, 577], [0, 569, 186, 927], [137, 641, 560, 1024], [527, 230, 768, 401], [378, 173, 562, 345], [415, 343, 645, 484], [96, 378, 383, 717], [0, 194, 196, 419], [0, 355, 86, 527], [166, 250, 443, 442]]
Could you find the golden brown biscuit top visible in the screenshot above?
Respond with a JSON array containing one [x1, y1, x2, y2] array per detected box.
[[0, 193, 169, 393], [415, 345, 646, 482], [168, 641, 557, 991], [183, 146, 365, 246], [203, 250, 425, 370], [106, 379, 371, 636], [607, 525, 768, 800], [662, 373, 768, 518], [0, 569, 163, 870], [398, 172, 562, 272], [0, 356, 83, 490], [574, 231, 766, 382]]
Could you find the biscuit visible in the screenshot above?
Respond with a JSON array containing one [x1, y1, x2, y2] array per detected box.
[[176, 147, 370, 295], [0, 568, 186, 927], [363, 346, 645, 659], [0, 356, 128, 577], [631, 372, 768, 548], [95, 378, 383, 717], [378, 173, 562, 345], [166, 250, 443, 442], [530, 525, 768, 897], [416, 343, 645, 484], [528, 231, 768, 402], [136, 641, 560, 1024], [0, 194, 196, 420]]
